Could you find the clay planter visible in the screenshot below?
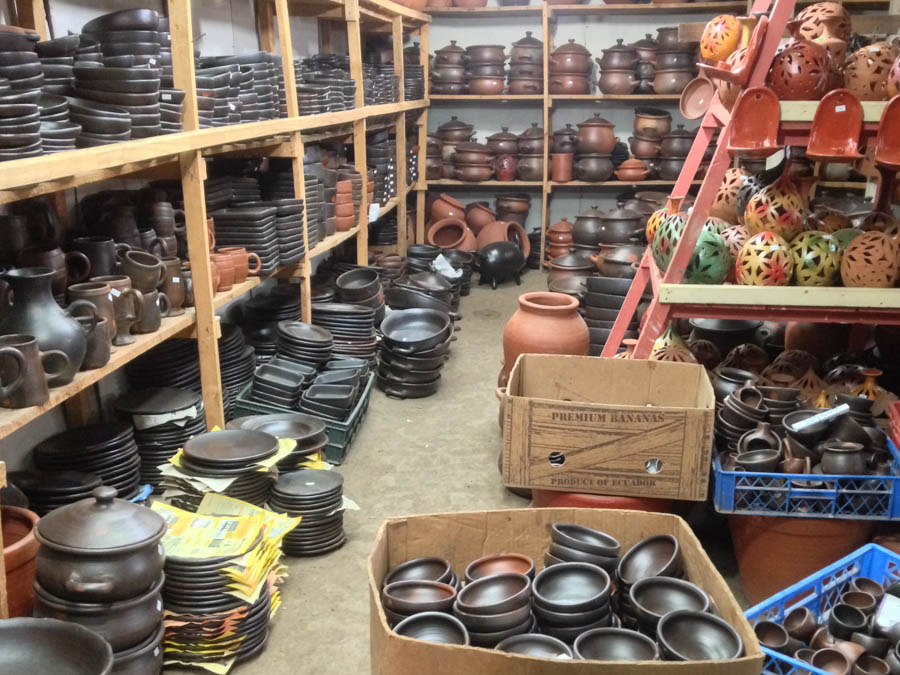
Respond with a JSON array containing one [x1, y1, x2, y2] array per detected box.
[[427, 217, 476, 252], [549, 74, 591, 95], [551, 153, 573, 183], [597, 69, 638, 95], [633, 107, 671, 138], [3, 505, 39, 617], [477, 220, 531, 260], [574, 154, 614, 182], [576, 113, 616, 154], [597, 39, 638, 70], [501, 292, 589, 383], [653, 67, 695, 94], [549, 40, 592, 74]]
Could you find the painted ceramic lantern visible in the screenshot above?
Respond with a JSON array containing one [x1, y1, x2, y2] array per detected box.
[[832, 227, 865, 250], [710, 167, 749, 223], [736, 231, 795, 286], [790, 230, 841, 287], [701, 15, 741, 62], [645, 205, 671, 244], [651, 211, 687, 271], [844, 43, 898, 101], [768, 38, 831, 100], [686, 230, 731, 284], [721, 224, 751, 259], [718, 48, 747, 110], [840, 231, 900, 287], [744, 176, 806, 242], [794, 2, 852, 42], [703, 217, 730, 236]]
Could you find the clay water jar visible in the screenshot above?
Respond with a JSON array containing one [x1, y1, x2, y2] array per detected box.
[[3, 505, 39, 617], [431, 193, 466, 221], [427, 218, 476, 251], [551, 153, 573, 183], [502, 291, 589, 382]]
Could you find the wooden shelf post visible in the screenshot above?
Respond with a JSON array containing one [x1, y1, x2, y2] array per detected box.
[[347, 0, 370, 265], [392, 16, 408, 254], [415, 24, 429, 244]]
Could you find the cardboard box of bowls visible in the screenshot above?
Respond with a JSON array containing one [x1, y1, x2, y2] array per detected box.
[[368, 507, 763, 674], [501, 354, 716, 501]]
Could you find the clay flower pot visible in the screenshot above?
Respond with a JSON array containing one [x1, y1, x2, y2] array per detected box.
[[427, 217, 477, 252], [476, 220, 531, 260], [3, 505, 39, 617], [502, 291, 589, 383]]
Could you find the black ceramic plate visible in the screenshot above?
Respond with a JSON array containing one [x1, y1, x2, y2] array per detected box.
[[273, 469, 342, 497], [182, 429, 278, 467]]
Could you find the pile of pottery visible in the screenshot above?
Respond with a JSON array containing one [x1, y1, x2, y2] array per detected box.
[[6, 470, 100, 516], [434, 115, 473, 170], [508, 32, 543, 95], [384, 527, 744, 661], [32, 485, 167, 674], [431, 41, 467, 95], [114, 387, 207, 488], [294, 55, 358, 113], [581, 277, 639, 356], [299, 379, 362, 422], [596, 39, 640, 95], [651, 29, 697, 95], [450, 140, 493, 182], [751, 580, 900, 673], [564, 203, 645, 270], [406, 243, 441, 273], [271, 469, 347, 556], [368, 131, 396, 206], [127, 338, 202, 391], [363, 63, 400, 105], [228, 412, 328, 469], [465, 44, 507, 96], [312, 302, 379, 363], [443, 249, 475, 296], [335, 267, 386, 323], [549, 39, 592, 95], [198, 51, 283, 124], [377, 308, 452, 399]]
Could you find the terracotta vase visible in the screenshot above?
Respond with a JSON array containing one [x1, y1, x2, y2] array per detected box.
[[476, 220, 531, 259], [729, 515, 874, 605], [2, 505, 39, 617], [501, 291, 589, 383]]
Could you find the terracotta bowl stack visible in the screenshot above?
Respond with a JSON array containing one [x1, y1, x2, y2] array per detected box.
[[465, 44, 506, 96]]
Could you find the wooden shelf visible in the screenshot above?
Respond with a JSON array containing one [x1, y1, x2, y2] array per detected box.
[[818, 181, 870, 190], [308, 226, 362, 258], [550, 94, 681, 103], [427, 179, 544, 186], [426, 4, 542, 16], [430, 94, 545, 101], [550, 1, 746, 15], [781, 100, 886, 124], [551, 179, 701, 188], [0, 278, 260, 442]]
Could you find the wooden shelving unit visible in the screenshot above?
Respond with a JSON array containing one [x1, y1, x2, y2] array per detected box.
[[0, 0, 430, 436], [550, 180, 702, 189]]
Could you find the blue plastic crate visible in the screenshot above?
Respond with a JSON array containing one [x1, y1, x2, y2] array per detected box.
[[713, 438, 900, 520], [745, 543, 900, 674]]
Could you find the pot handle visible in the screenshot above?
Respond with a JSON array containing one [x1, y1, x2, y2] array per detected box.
[[65, 572, 115, 595], [382, 386, 408, 400], [0, 347, 26, 398], [247, 252, 262, 275], [65, 251, 92, 283], [121, 288, 144, 322], [114, 243, 132, 264], [520, 81, 540, 92], [40, 349, 71, 381], [66, 299, 100, 337], [157, 291, 171, 318]]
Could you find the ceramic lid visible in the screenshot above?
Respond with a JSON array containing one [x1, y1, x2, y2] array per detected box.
[[577, 205, 606, 219], [664, 124, 696, 139], [578, 113, 614, 128], [513, 31, 543, 48], [553, 123, 577, 137], [631, 34, 658, 48], [602, 206, 642, 220], [37, 486, 166, 552], [456, 141, 492, 153], [552, 39, 590, 56], [438, 116, 473, 131], [550, 253, 594, 268], [518, 122, 543, 139], [435, 40, 464, 54], [466, 44, 505, 50], [617, 158, 647, 170], [487, 127, 518, 141], [602, 39, 636, 54]]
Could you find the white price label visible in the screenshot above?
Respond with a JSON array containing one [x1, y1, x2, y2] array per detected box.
[[110, 288, 121, 297], [368, 204, 380, 223], [161, 93, 172, 102], [172, 277, 180, 283]]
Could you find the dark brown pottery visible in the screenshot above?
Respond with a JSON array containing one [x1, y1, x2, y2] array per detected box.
[[597, 69, 638, 95], [653, 68, 695, 94], [76, 316, 110, 370], [597, 40, 638, 70], [67, 281, 116, 343], [19, 244, 91, 300], [132, 290, 170, 334], [576, 113, 616, 154], [0, 334, 68, 408]]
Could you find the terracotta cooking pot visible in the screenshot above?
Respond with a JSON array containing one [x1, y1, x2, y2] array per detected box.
[[597, 69, 638, 95], [549, 39, 593, 74], [469, 77, 505, 95], [509, 78, 543, 95], [549, 74, 591, 95], [431, 193, 466, 221], [576, 113, 616, 154]]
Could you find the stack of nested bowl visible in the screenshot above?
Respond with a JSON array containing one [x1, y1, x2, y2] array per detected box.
[[549, 39, 592, 95], [546, 523, 621, 575], [425, 133, 442, 180], [653, 37, 697, 96], [533, 562, 613, 642], [631, 33, 659, 94], [451, 141, 494, 182], [509, 32, 543, 95], [657, 124, 696, 181], [486, 128, 519, 181], [582, 276, 639, 355], [431, 41, 467, 95], [596, 39, 639, 95], [406, 243, 441, 273], [452, 572, 534, 648], [435, 116, 474, 174], [715, 379, 770, 453], [495, 193, 531, 226], [381, 579, 458, 628], [614, 534, 684, 626], [465, 44, 506, 95], [626, 576, 711, 637], [378, 308, 452, 399], [517, 123, 544, 182], [575, 113, 616, 183], [335, 267, 385, 325]]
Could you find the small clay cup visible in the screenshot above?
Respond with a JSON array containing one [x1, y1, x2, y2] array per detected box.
[[76, 316, 110, 370], [0, 334, 69, 408], [132, 289, 170, 334]]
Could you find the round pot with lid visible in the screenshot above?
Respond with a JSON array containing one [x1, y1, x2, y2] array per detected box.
[[518, 122, 544, 154], [431, 64, 467, 83], [576, 113, 616, 154], [437, 116, 474, 142], [631, 34, 658, 64], [455, 164, 494, 182], [653, 67, 695, 94], [614, 157, 651, 181], [572, 205, 607, 246], [486, 127, 519, 156], [549, 74, 591, 95], [553, 123, 578, 153], [574, 154, 614, 182], [596, 39, 638, 70], [509, 62, 542, 79], [453, 141, 494, 165], [548, 253, 595, 285], [469, 76, 506, 95], [633, 107, 671, 138], [660, 124, 695, 157], [592, 243, 645, 277], [656, 44, 697, 69], [509, 78, 543, 95], [598, 206, 643, 243], [434, 40, 467, 66], [597, 68, 638, 95], [549, 39, 593, 74], [629, 131, 661, 158], [466, 44, 506, 63], [34, 486, 167, 603], [517, 154, 544, 181], [511, 31, 543, 63]]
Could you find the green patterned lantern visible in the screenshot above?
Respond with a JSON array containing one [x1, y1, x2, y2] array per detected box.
[[651, 211, 687, 271], [686, 230, 731, 284], [703, 216, 731, 236], [832, 227, 864, 251], [790, 230, 841, 287]]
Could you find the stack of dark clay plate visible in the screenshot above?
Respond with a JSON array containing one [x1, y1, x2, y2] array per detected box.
[[335, 268, 385, 326], [294, 55, 357, 113], [443, 249, 474, 296], [367, 132, 396, 206], [276, 321, 333, 368], [37, 94, 76, 154], [200, 52, 283, 123], [0, 28, 43, 161], [218, 323, 257, 403], [177, 429, 280, 508], [229, 412, 328, 469], [163, 541, 274, 664], [114, 387, 206, 489], [35, 34, 77, 94], [272, 198, 305, 264], [7, 470, 101, 515], [369, 213, 398, 247], [33, 422, 142, 499], [127, 339, 201, 391], [406, 244, 440, 273], [249, 357, 317, 409], [378, 308, 452, 400], [240, 288, 303, 364], [582, 276, 638, 356], [312, 303, 378, 363], [209, 205, 280, 275], [270, 469, 346, 556], [404, 63, 426, 100], [363, 64, 399, 105]]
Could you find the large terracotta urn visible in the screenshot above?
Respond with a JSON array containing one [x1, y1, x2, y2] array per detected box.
[[3, 505, 39, 617], [476, 220, 531, 260], [501, 292, 589, 383]]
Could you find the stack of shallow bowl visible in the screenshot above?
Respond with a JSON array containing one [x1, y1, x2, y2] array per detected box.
[[270, 469, 347, 556], [452, 573, 533, 648], [378, 308, 452, 400], [335, 268, 385, 326], [758, 385, 803, 437], [715, 382, 769, 453], [614, 534, 684, 626], [545, 523, 620, 575], [7, 470, 101, 516], [218, 323, 257, 403], [384, 556, 459, 590], [627, 576, 711, 636], [533, 563, 612, 642], [582, 277, 638, 356], [381, 579, 457, 627], [406, 244, 440, 273], [275, 321, 334, 369], [36, 34, 78, 94], [312, 303, 378, 363], [442, 249, 474, 296]]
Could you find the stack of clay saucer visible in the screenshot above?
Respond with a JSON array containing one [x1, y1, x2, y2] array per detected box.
[[275, 321, 334, 368], [0, 30, 43, 161], [229, 412, 328, 469], [312, 303, 378, 363], [248, 358, 316, 409], [8, 470, 101, 515], [218, 323, 257, 403], [35, 34, 78, 94], [127, 339, 201, 392], [273, 198, 305, 264], [270, 469, 346, 556], [241, 289, 303, 363]]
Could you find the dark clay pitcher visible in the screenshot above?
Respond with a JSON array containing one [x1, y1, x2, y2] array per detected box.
[[70, 236, 129, 279], [0, 334, 70, 408]]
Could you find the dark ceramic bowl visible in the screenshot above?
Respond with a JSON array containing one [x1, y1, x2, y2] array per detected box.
[[393, 611, 469, 645], [0, 617, 113, 674], [455, 572, 531, 616], [758, 386, 802, 403], [551, 523, 621, 557], [82, 8, 160, 32], [547, 542, 617, 570], [735, 449, 781, 473], [533, 599, 610, 628], [464, 554, 535, 583], [617, 534, 681, 586], [656, 610, 743, 661], [629, 577, 710, 632], [835, 393, 874, 414], [541, 615, 612, 643], [382, 580, 456, 615], [832, 415, 871, 447], [467, 613, 534, 648], [495, 633, 573, 658], [783, 409, 830, 446], [39, 121, 81, 139], [452, 600, 532, 633], [585, 276, 633, 296], [574, 627, 660, 661], [383, 557, 452, 587], [533, 562, 611, 613], [544, 551, 566, 567]]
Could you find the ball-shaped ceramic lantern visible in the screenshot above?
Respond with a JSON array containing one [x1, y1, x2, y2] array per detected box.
[[710, 168, 749, 223], [651, 211, 687, 271], [645, 205, 671, 244], [794, 2, 852, 42], [721, 224, 751, 259], [790, 230, 841, 287], [844, 42, 898, 101], [833, 227, 864, 250], [736, 231, 795, 286], [841, 231, 900, 287], [744, 179, 806, 242], [718, 48, 747, 110], [701, 15, 741, 62], [889, 54, 900, 98], [686, 230, 731, 284], [768, 39, 832, 100], [703, 217, 731, 236]]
